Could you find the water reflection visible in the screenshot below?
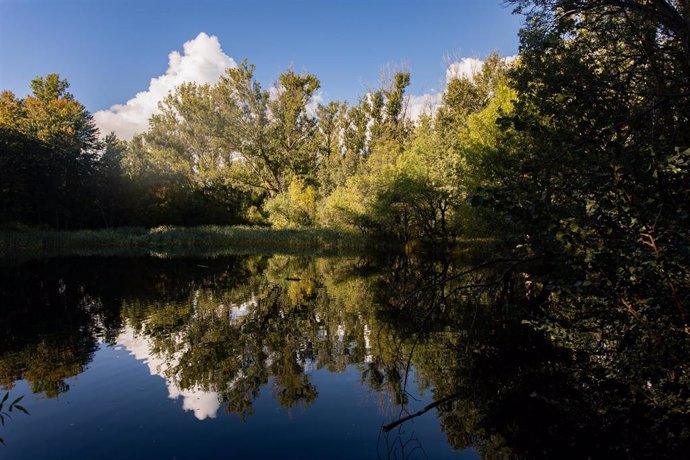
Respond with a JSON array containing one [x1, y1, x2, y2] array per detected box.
[[116, 326, 221, 420], [0, 252, 688, 458]]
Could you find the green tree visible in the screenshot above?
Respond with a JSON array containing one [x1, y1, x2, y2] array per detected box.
[[491, 0, 690, 326], [0, 74, 101, 228]]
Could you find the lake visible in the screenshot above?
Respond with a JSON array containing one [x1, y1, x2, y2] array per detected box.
[[1, 254, 485, 459], [0, 252, 685, 458]]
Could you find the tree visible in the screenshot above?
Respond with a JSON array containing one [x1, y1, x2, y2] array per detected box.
[[95, 133, 128, 226], [493, 0, 690, 325], [0, 74, 101, 228], [264, 176, 318, 228], [268, 69, 321, 183], [23, 74, 98, 152], [461, 3, 690, 443], [213, 62, 322, 197]]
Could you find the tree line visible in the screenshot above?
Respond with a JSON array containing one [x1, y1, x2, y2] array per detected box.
[[1, 1, 688, 322], [0, 56, 514, 235]]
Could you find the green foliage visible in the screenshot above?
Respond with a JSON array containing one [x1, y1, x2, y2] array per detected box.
[[264, 176, 318, 228], [319, 58, 514, 243], [117, 61, 327, 226], [465, 5, 690, 451], [0, 75, 101, 228], [0, 60, 513, 239], [482, 0, 690, 333], [0, 225, 372, 258]]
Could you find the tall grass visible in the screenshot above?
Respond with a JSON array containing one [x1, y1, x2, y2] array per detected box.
[[0, 225, 376, 258]]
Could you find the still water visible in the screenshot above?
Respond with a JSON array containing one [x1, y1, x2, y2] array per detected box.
[[1, 254, 489, 459], [3, 252, 685, 459]]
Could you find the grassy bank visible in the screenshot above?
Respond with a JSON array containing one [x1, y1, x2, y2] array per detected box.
[[0, 225, 375, 258]]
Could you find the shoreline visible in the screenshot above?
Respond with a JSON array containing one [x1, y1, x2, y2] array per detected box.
[[0, 225, 375, 258]]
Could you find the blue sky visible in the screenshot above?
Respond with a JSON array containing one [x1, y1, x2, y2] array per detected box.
[[0, 0, 522, 137]]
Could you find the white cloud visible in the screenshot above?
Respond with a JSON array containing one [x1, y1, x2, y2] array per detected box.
[[307, 91, 324, 117], [406, 55, 518, 121], [94, 32, 236, 140], [446, 57, 485, 82], [406, 92, 443, 121]]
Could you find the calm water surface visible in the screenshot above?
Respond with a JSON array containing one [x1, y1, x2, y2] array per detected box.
[[1, 254, 487, 459], [5, 252, 682, 459]]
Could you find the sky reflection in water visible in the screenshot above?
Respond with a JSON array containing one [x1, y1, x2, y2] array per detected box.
[[0, 254, 481, 459]]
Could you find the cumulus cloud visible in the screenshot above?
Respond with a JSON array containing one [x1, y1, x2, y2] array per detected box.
[[446, 57, 485, 82], [94, 32, 236, 140], [307, 91, 324, 117], [406, 92, 443, 120], [406, 55, 517, 121]]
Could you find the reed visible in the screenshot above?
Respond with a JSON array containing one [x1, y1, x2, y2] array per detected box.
[[0, 225, 374, 257]]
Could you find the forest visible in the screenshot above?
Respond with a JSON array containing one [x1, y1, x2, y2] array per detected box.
[[2, 1, 688, 326], [1, 0, 689, 457], [1, 2, 687, 242], [2, 0, 689, 330]]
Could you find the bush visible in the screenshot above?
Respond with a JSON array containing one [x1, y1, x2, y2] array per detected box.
[[265, 177, 318, 228]]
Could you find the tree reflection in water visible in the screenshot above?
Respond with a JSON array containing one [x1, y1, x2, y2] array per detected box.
[[0, 252, 688, 458]]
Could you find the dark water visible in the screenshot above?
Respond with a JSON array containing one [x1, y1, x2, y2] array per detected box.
[[0, 254, 481, 459], [1, 253, 687, 459]]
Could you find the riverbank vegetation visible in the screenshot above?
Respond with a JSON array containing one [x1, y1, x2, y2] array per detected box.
[[0, 225, 371, 257], [2, 0, 688, 347], [1, 0, 689, 456], [1, 0, 687, 333], [0, 51, 513, 242]]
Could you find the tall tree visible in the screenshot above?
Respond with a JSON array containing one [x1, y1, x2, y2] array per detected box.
[[0, 74, 100, 228], [471, 1, 690, 426]]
